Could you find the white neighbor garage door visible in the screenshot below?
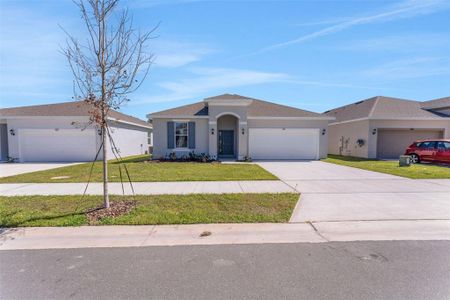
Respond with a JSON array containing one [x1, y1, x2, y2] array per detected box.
[[249, 128, 319, 160], [19, 129, 97, 162]]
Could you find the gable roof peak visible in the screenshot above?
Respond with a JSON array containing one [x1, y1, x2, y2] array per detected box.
[[203, 93, 251, 101]]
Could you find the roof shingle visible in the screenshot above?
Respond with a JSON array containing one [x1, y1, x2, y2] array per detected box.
[[149, 94, 329, 119], [0, 101, 151, 128], [147, 102, 209, 117], [324, 96, 378, 123], [421, 97, 450, 110], [324, 96, 449, 123]]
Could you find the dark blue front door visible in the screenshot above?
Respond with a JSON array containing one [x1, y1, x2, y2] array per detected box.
[[219, 130, 234, 156], [0, 124, 8, 161]]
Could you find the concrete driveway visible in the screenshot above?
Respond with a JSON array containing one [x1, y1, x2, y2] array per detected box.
[[0, 163, 81, 178], [257, 161, 450, 222]]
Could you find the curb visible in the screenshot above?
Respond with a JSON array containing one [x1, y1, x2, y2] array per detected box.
[[1, 220, 449, 250]]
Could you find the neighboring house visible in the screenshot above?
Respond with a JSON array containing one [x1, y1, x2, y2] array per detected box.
[[325, 96, 450, 159], [0, 101, 152, 162], [148, 94, 334, 160]]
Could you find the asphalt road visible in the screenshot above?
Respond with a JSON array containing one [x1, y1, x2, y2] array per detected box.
[[1, 241, 450, 300]]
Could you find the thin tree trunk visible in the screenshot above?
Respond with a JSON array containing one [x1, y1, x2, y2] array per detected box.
[[100, 1, 109, 209], [102, 120, 110, 208]]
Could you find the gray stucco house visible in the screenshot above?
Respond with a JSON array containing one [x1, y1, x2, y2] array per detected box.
[[0, 101, 152, 162], [148, 94, 334, 160], [325, 96, 450, 159]]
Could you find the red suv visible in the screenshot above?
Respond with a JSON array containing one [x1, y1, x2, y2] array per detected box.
[[405, 139, 450, 164]]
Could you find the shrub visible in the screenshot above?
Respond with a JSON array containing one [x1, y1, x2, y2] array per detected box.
[[161, 151, 216, 163]]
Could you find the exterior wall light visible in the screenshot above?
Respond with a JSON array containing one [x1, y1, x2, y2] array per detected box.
[[241, 127, 245, 135], [322, 129, 326, 135], [97, 129, 102, 136], [372, 128, 377, 135], [9, 129, 15, 136], [211, 128, 215, 135]]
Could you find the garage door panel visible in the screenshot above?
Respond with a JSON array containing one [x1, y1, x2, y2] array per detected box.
[[249, 128, 319, 160], [19, 129, 97, 162], [377, 129, 443, 159]]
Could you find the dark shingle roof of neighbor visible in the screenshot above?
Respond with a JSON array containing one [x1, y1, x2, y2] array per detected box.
[[421, 97, 450, 110], [0, 101, 151, 128], [149, 94, 329, 118], [324, 96, 450, 123]]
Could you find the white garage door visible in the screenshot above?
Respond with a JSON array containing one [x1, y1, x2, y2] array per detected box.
[[249, 128, 319, 160], [19, 129, 97, 162]]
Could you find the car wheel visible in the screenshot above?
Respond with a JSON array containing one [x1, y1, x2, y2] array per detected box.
[[410, 154, 420, 164]]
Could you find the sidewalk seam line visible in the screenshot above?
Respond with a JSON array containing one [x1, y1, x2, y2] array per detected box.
[[273, 177, 299, 193], [306, 221, 329, 242], [140, 225, 157, 246], [237, 182, 245, 193]]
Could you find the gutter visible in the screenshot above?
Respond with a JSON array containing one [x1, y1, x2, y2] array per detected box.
[[329, 117, 449, 126]]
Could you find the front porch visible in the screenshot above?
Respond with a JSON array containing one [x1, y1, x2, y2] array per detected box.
[[209, 112, 247, 160]]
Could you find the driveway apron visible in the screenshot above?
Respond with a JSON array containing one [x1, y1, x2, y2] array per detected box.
[[257, 161, 450, 222], [0, 163, 81, 177]]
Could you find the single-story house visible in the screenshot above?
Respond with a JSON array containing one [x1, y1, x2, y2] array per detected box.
[[325, 96, 450, 159], [0, 101, 152, 162], [148, 94, 334, 160]]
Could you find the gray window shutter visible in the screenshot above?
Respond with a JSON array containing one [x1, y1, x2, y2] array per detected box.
[[188, 121, 195, 149], [167, 121, 174, 149]]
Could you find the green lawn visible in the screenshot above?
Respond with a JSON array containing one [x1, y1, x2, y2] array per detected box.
[[0, 155, 277, 183], [0, 193, 299, 227], [323, 155, 450, 179]]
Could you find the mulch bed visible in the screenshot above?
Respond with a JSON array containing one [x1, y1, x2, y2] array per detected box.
[[86, 200, 136, 224]]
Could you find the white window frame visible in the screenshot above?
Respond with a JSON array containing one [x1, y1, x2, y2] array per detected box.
[[174, 122, 189, 149]]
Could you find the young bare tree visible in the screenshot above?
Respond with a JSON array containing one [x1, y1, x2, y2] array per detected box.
[[62, 0, 156, 208]]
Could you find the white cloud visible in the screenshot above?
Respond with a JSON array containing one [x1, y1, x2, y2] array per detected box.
[[253, 0, 450, 54], [133, 67, 289, 104], [292, 17, 353, 27], [152, 40, 214, 68], [161, 67, 287, 92], [362, 56, 450, 79], [335, 33, 450, 52], [133, 67, 379, 105], [285, 79, 378, 90]]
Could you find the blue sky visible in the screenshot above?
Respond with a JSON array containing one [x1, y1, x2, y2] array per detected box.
[[1, 0, 450, 120]]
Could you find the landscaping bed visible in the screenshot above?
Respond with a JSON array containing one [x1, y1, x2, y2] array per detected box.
[[323, 155, 450, 179], [0, 155, 277, 183], [0, 193, 299, 227]]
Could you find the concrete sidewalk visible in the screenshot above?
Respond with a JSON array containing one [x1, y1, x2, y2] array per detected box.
[[0, 180, 295, 196], [1, 220, 449, 250]]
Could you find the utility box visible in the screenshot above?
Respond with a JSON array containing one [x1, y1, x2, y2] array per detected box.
[[399, 155, 411, 167]]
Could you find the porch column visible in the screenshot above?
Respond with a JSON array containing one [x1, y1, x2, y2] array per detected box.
[[238, 121, 248, 160], [208, 121, 217, 159]]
